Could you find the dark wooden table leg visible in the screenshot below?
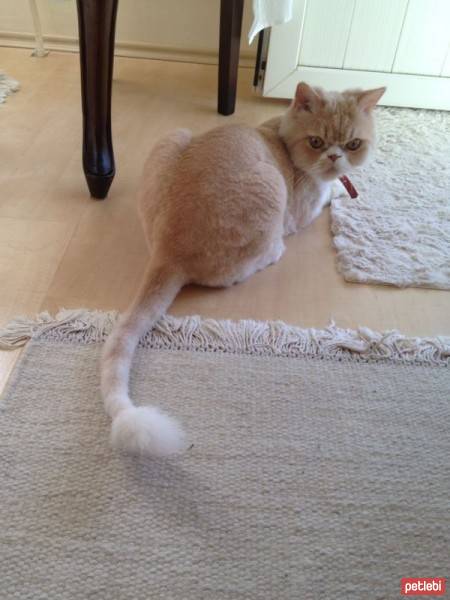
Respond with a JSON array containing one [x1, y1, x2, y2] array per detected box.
[[218, 0, 244, 115], [76, 0, 118, 199]]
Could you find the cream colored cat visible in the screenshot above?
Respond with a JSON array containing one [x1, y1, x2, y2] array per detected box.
[[101, 82, 385, 457]]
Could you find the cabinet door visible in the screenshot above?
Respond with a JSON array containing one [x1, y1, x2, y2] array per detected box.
[[263, 0, 450, 110]]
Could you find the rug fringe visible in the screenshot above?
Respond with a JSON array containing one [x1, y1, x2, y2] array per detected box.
[[0, 309, 449, 366], [0, 309, 116, 350]]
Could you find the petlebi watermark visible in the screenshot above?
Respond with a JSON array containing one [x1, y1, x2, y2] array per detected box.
[[401, 578, 446, 596]]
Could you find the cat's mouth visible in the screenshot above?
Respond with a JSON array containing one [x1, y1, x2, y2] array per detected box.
[[326, 161, 344, 173], [321, 163, 345, 180]]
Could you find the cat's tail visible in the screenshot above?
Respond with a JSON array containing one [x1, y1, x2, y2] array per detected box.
[[101, 262, 187, 457]]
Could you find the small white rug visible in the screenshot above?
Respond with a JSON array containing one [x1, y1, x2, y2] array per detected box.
[[331, 107, 450, 289], [0, 71, 19, 104]]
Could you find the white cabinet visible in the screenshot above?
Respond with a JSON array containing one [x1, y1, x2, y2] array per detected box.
[[263, 0, 450, 109]]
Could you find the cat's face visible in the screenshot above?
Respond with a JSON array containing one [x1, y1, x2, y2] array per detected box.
[[280, 83, 385, 181]]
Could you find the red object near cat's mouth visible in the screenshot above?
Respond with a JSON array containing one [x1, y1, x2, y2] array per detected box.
[[339, 175, 358, 199]]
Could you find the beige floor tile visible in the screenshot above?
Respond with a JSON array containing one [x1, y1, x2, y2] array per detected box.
[[0, 218, 75, 294]]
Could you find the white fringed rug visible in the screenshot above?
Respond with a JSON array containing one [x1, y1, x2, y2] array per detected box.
[[1, 310, 449, 599], [331, 107, 450, 289], [0, 71, 19, 104]]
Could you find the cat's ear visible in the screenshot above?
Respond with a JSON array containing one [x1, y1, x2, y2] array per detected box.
[[357, 87, 386, 112], [293, 82, 323, 112]]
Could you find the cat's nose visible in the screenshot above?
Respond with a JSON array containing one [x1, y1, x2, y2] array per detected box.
[[328, 153, 341, 162]]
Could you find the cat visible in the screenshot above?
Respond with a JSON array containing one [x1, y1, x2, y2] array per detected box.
[[101, 82, 385, 457]]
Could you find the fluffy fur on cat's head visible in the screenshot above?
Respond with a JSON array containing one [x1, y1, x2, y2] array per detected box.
[[279, 82, 385, 181]]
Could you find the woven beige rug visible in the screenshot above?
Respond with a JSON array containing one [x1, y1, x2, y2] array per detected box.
[[1, 310, 449, 599]]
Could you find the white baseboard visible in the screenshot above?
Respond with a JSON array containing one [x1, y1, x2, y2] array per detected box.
[[0, 31, 256, 68]]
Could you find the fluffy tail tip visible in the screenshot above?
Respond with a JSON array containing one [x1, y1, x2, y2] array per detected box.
[[111, 406, 188, 457]]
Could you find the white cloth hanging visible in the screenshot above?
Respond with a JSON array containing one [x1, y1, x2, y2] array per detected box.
[[248, 0, 293, 44]]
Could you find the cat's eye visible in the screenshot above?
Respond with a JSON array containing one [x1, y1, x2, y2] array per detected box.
[[345, 138, 362, 151], [309, 136, 324, 149]]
